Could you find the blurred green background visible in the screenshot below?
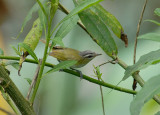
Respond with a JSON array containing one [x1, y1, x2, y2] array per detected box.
[[1, 0, 160, 115]]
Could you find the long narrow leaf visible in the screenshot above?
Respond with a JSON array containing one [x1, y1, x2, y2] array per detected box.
[[51, 0, 103, 35], [19, 43, 39, 62], [145, 20, 160, 26], [43, 60, 77, 76], [138, 33, 160, 42], [91, 4, 124, 38], [10, 45, 21, 56], [17, 3, 40, 38], [52, 15, 79, 46], [74, 0, 117, 56], [130, 74, 160, 115], [123, 49, 160, 80]]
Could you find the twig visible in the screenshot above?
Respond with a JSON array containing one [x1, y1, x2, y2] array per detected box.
[[98, 78, 105, 115], [0, 107, 15, 115], [98, 59, 118, 67], [0, 55, 137, 95], [133, 0, 148, 90], [133, 0, 148, 64], [26, 59, 42, 100]]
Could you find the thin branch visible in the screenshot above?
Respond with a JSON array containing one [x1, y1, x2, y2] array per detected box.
[[133, 0, 148, 91], [98, 78, 105, 115], [26, 59, 42, 100], [133, 0, 148, 64], [0, 55, 137, 95]]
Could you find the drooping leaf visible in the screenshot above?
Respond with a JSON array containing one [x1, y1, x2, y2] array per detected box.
[[10, 45, 21, 56], [73, 0, 117, 56], [43, 60, 77, 76], [90, 4, 124, 38], [130, 74, 160, 115], [145, 20, 160, 26], [24, 78, 32, 85], [17, 2, 43, 38], [20, 18, 43, 53], [138, 33, 160, 42], [19, 43, 39, 62], [154, 8, 160, 17], [123, 49, 160, 80], [0, 48, 4, 55], [5, 61, 19, 70]]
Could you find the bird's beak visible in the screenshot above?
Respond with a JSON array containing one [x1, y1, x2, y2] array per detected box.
[[95, 53, 102, 56]]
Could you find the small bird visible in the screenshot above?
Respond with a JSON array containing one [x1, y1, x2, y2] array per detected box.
[[41, 39, 101, 78]]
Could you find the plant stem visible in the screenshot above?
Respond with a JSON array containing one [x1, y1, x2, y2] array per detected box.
[[0, 66, 36, 115], [30, 0, 59, 104], [98, 78, 105, 115], [133, 0, 148, 64], [0, 55, 136, 95]]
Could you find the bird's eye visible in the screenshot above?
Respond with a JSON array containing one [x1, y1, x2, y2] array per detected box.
[[87, 55, 92, 58]]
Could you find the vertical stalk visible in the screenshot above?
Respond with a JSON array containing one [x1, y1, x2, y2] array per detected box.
[[30, 0, 59, 105]]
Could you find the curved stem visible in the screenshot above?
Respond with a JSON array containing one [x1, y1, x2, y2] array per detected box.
[[0, 55, 136, 95], [133, 0, 148, 64]]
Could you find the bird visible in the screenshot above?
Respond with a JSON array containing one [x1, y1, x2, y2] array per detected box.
[[41, 39, 101, 79]]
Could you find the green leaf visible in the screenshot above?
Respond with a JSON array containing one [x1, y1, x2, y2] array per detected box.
[[51, 15, 79, 47], [54, 15, 79, 41], [145, 20, 160, 26], [130, 74, 160, 115], [51, 0, 103, 36], [138, 33, 160, 42], [154, 8, 160, 17], [19, 43, 39, 62], [10, 45, 21, 56], [5, 61, 19, 70], [43, 60, 77, 76], [24, 78, 32, 85], [52, 37, 65, 47], [50, 0, 59, 21], [21, 18, 43, 52], [90, 4, 124, 38], [123, 49, 160, 80], [17, 2, 41, 38], [62, 0, 103, 22], [0, 48, 4, 55], [74, 0, 117, 56]]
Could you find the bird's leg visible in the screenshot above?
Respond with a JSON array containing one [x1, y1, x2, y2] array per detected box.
[[70, 68, 83, 80]]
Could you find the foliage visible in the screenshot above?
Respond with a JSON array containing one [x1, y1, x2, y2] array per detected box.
[[0, 0, 160, 115]]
